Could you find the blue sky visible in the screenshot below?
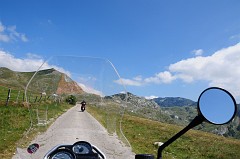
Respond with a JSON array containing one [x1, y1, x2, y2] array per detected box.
[[0, 0, 240, 102]]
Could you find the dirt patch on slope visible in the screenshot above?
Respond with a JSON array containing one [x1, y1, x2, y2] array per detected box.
[[56, 74, 84, 94]]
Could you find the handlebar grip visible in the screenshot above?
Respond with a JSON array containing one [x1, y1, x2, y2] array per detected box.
[[135, 154, 154, 159]]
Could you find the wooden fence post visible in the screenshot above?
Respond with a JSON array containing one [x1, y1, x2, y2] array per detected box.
[[6, 88, 11, 106], [22, 93, 25, 102]]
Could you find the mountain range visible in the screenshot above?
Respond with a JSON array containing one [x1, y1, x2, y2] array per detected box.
[[109, 92, 240, 139], [153, 97, 197, 107], [0, 67, 239, 139]]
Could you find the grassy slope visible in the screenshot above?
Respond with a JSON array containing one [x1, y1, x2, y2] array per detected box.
[[1, 68, 240, 158], [88, 105, 240, 159], [0, 84, 72, 159], [0, 106, 29, 158], [0, 103, 72, 159], [0, 68, 80, 158]]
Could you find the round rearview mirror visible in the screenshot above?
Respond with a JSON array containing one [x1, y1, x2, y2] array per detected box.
[[198, 87, 237, 125]]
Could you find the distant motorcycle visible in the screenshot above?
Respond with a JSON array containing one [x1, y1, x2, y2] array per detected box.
[[81, 101, 86, 112]]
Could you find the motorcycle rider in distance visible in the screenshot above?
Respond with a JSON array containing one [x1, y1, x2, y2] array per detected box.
[[80, 100, 86, 112]]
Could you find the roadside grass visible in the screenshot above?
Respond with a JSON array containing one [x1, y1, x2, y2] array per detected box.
[[0, 103, 72, 159], [0, 106, 29, 158], [0, 85, 72, 159], [87, 105, 240, 159]]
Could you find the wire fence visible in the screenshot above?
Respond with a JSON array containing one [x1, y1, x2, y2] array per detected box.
[[0, 85, 62, 107]]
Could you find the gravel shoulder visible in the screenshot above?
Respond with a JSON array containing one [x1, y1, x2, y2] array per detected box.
[[13, 105, 135, 159]]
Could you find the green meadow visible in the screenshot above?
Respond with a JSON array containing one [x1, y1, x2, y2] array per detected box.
[[0, 85, 72, 159], [88, 105, 240, 159]]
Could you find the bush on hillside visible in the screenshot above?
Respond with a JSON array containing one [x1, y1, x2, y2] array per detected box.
[[65, 95, 77, 105]]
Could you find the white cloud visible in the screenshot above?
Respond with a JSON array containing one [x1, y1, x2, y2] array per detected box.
[[116, 71, 175, 86], [145, 95, 158, 100], [133, 75, 142, 81], [0, 50, 44, 71], [145, 71, 175, 84], [168, 43, 240, 100], [115, 78, 143, 86], [169, 43, 240, 82], [115, 43, 240, 101], [192, 49, 204, 56], [0, 50, 71, 77], [78, 83, 104, 97], [0, 22, 28, 42]]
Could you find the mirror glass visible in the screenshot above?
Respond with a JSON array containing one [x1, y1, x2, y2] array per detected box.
[[198, 87, 237, 125]]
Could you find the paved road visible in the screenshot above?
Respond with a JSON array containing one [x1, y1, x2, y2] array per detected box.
[[13, 105, 135, 159]]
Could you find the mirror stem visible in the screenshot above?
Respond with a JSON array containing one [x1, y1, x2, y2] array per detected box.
[[157, 115, 205, 159]]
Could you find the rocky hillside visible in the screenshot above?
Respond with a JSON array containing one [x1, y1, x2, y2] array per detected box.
[[105, 92, 172, 121], [0, 67, 84, 95], [106, 92, 159, 109], [107, 92, 240, 139], [154, 97, 197, 107], [56, 74, 83, 95], [0, 67, 34, 89]]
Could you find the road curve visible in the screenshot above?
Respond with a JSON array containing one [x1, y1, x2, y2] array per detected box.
[[13, 105, 135, 159]]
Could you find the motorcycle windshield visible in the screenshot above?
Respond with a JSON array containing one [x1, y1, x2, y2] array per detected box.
[[9, 56, 133, 159]]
